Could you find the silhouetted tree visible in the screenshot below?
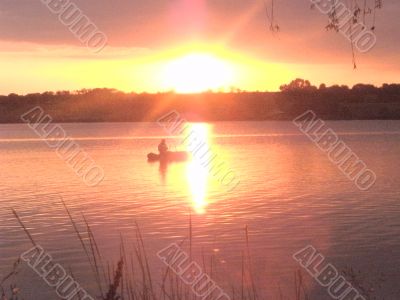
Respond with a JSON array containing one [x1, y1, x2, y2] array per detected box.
[[280, 79, 317, 92], [352, 84, 377, 93], [1, 84, 400, 123]]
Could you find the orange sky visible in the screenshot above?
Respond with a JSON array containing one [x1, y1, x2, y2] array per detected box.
[[0, 0, 399, 94]]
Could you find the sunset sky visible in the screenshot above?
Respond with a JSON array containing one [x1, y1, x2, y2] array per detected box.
[[0, 0, 399, 94]]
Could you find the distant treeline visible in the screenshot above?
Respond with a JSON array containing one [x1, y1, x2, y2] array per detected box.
[[1, 79, 400, 123]]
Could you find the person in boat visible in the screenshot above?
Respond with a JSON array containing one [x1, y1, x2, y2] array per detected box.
[[158, 139, 168, 156]]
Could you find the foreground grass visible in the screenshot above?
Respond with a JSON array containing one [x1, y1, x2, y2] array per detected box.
[[2, 202, 312, 300]]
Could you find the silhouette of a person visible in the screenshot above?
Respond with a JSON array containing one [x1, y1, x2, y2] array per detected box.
[[158, 139, 168, 156]]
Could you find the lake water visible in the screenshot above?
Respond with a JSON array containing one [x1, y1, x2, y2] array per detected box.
[[0, 121, 400, 299]]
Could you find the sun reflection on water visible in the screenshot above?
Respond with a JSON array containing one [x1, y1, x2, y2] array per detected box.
[[184, 123, 212, 214]]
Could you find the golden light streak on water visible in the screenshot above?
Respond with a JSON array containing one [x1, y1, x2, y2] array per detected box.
[[184, 123, 212, 214]]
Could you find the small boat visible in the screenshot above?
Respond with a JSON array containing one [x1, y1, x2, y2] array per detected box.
[[147, 151, 189, 162]]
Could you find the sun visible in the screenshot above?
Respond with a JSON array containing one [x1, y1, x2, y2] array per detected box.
[[161, 53, 234, 93]]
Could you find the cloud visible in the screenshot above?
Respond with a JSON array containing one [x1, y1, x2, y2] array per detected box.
[[0, 40, 151, 60], [0, 0, 398, 67]]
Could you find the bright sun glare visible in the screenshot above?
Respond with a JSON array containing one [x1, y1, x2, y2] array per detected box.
[[161, 53, 234, 93]]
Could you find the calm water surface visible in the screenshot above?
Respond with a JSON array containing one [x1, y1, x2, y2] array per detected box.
[[0, 121, 400, 299]]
